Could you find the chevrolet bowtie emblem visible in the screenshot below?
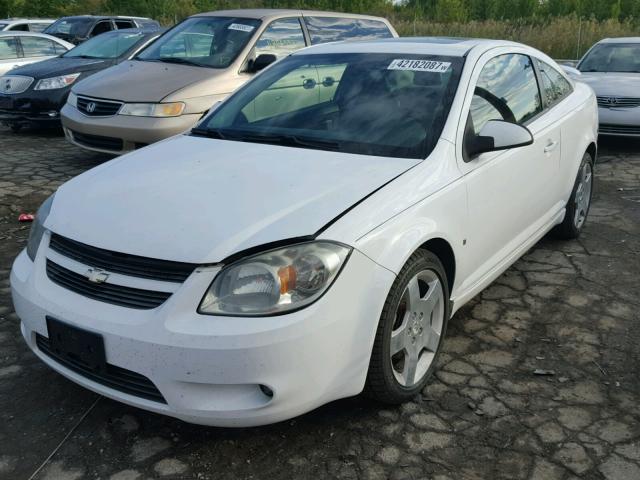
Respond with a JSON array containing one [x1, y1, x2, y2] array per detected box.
[[85, 268, 109, 284]]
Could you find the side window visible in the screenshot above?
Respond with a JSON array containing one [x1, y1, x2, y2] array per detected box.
[[0, 37, 18, 60], [254, 18, 306, 60], [115, 20, 135, 29], [536, 59, 573, 107], [20, 37, 57, 57], [304, 17, 394, 44], [9, 23, 29, 31], [469, 54, 542, 133], [91, 21, 113, 37], [29, 23, 50, 33]]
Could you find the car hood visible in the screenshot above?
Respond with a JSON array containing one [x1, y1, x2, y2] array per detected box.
[[578, 72, 640, 96], [72, 60, 222, 102], [7, 57, 113, 79], [47, 135, 419, 264]]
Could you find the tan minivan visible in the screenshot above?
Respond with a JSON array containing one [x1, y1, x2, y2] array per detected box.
[[61, 9, 397, 154]]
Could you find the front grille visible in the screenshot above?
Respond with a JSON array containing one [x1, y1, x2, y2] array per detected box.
[[71, 130, 123, 152], [0, 75, 34, 94], [50, 234, 196, 283], [36, 333, 166, 403], [77, 96, 122, 116], [46, 260, 172, 309], [597, 96, 640, 108], [600, 124, 640, 135]]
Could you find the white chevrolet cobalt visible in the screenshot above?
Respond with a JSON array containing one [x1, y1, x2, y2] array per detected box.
[[11, 38, 598, 427]]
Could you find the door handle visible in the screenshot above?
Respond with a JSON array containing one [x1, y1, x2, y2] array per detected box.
[[544, 140, 558, 153]]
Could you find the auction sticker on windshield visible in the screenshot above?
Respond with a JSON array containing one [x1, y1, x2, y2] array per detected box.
[[387, 59, 451, 72], [228, 23, 255, 32]]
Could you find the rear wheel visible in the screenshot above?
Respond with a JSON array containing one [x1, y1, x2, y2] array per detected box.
[[553, 152, 594, 239], [365, 249, 450, 404]]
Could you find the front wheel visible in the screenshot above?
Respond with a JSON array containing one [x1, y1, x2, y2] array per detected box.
[[365, 249, 450, 404], [553, 152, 594, 239]]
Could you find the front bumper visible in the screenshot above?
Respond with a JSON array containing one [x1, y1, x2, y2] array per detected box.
[[598, 106, 640, 136], [60, 104, 201, 154], [0, 88, 69, 126], [10, 234, 394, 427]]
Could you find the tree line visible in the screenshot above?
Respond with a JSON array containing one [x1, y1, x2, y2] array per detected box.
[[3, 0, 640, 25]]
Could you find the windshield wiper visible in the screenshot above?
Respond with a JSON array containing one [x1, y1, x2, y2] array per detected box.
[[190, 129, 340, 151], [154, 57, 208, 68]]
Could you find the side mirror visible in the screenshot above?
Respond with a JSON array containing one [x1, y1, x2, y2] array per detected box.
[[466, 120, 533, 160], [249, 54, 277, 73]]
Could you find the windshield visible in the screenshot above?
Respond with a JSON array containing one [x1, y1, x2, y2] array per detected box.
[[579, 43, 640, 73], [45, 18, 92, 38], [196, 53, 463, 159], [64, 31, 145, 59], [136, 16, 260, 69]]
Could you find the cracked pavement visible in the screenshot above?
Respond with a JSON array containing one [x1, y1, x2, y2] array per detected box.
[[0, 127, 639, 480]]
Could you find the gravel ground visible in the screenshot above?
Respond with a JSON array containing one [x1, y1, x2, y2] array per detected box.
[[0, 127, 639, 480]]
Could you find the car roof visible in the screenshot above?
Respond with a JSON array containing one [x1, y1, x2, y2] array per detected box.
[[194, 9, 390, 22], [0, 30, 62, 38], [296, 37, 525, 57], [598, 37, 640, 44], [0, 18, 55, 23], [53, 15, 152, 21]]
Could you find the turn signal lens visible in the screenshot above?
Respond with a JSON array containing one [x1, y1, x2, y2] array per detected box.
[[119, 102, 185, 117]]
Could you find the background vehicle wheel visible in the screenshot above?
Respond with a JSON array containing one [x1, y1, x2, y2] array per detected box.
[[365, 249, 450, 404], [553, 152, 594, 239]]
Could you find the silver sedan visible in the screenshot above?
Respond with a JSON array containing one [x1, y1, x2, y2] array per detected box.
[[0, 31, 74, 76], [565, 37, 640, 137]]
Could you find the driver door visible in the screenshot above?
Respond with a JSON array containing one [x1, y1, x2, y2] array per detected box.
[[457, 52, 561, 292]]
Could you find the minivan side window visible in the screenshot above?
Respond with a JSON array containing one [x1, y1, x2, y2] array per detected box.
[[0, 37, 18, 59], [468, 54, 542, 133], [304, 17, 393, 44], [536, 59, 573, 107], [20, 36, 57, 57], [115, 20, 135, 29], [254, 18, 306, 60], [91, 20, 113, 37]]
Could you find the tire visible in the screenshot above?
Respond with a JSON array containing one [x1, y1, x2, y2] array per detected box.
[[365, 249, 450, 404], [553, 152, 594, 240]]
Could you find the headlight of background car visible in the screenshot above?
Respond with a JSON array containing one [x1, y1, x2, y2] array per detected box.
[[119, 102, 185, 117], [35, 73, 81, 90], [26, 194, 54, 261], [67, 91, 78, 107], [199, 242, 351, 316]]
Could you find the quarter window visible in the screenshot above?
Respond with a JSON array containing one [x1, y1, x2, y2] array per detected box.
[[0, 37, 18, 59], [304, 17, 393, 44], [254, 18, 306, 59], [20, 37, 57, 57], [115, 20, 135, 29], [536, 59, 573, 106], [469, 54, 542, 133]]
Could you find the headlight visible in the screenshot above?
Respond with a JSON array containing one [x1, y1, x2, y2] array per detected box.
[[26, 194, 54, 261], [67, 91, 78, 107], [35, 73, 81, 90], [199, 241, 351, 316], [119, 102, 185, 117]]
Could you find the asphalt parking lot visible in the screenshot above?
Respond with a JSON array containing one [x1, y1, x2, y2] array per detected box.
[[0, 126, 639, 480]]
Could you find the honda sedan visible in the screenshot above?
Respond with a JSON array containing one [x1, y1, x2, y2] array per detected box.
[[11, 38, 598, 427]]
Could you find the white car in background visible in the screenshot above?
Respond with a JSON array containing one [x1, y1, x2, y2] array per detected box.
[[569, 37, 640, 136], [0, 31, 73, 76], [11, 37, 597, 427], [0, 18, 55, 32]]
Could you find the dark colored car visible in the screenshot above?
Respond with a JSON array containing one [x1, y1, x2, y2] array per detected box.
[[0, 28, 163, 131], [43, 15, 159, 45]]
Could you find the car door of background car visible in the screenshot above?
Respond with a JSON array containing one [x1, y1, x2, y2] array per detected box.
[[0, 36, 20, 75], [455, 50, 562, 294], [17, 36, 59, 67]]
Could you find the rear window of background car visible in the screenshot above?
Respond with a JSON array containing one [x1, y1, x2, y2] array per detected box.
[[304, 17, 393, 44]]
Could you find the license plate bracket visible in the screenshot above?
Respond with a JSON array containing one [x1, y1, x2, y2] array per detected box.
[[46, 317, 107, 374]]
